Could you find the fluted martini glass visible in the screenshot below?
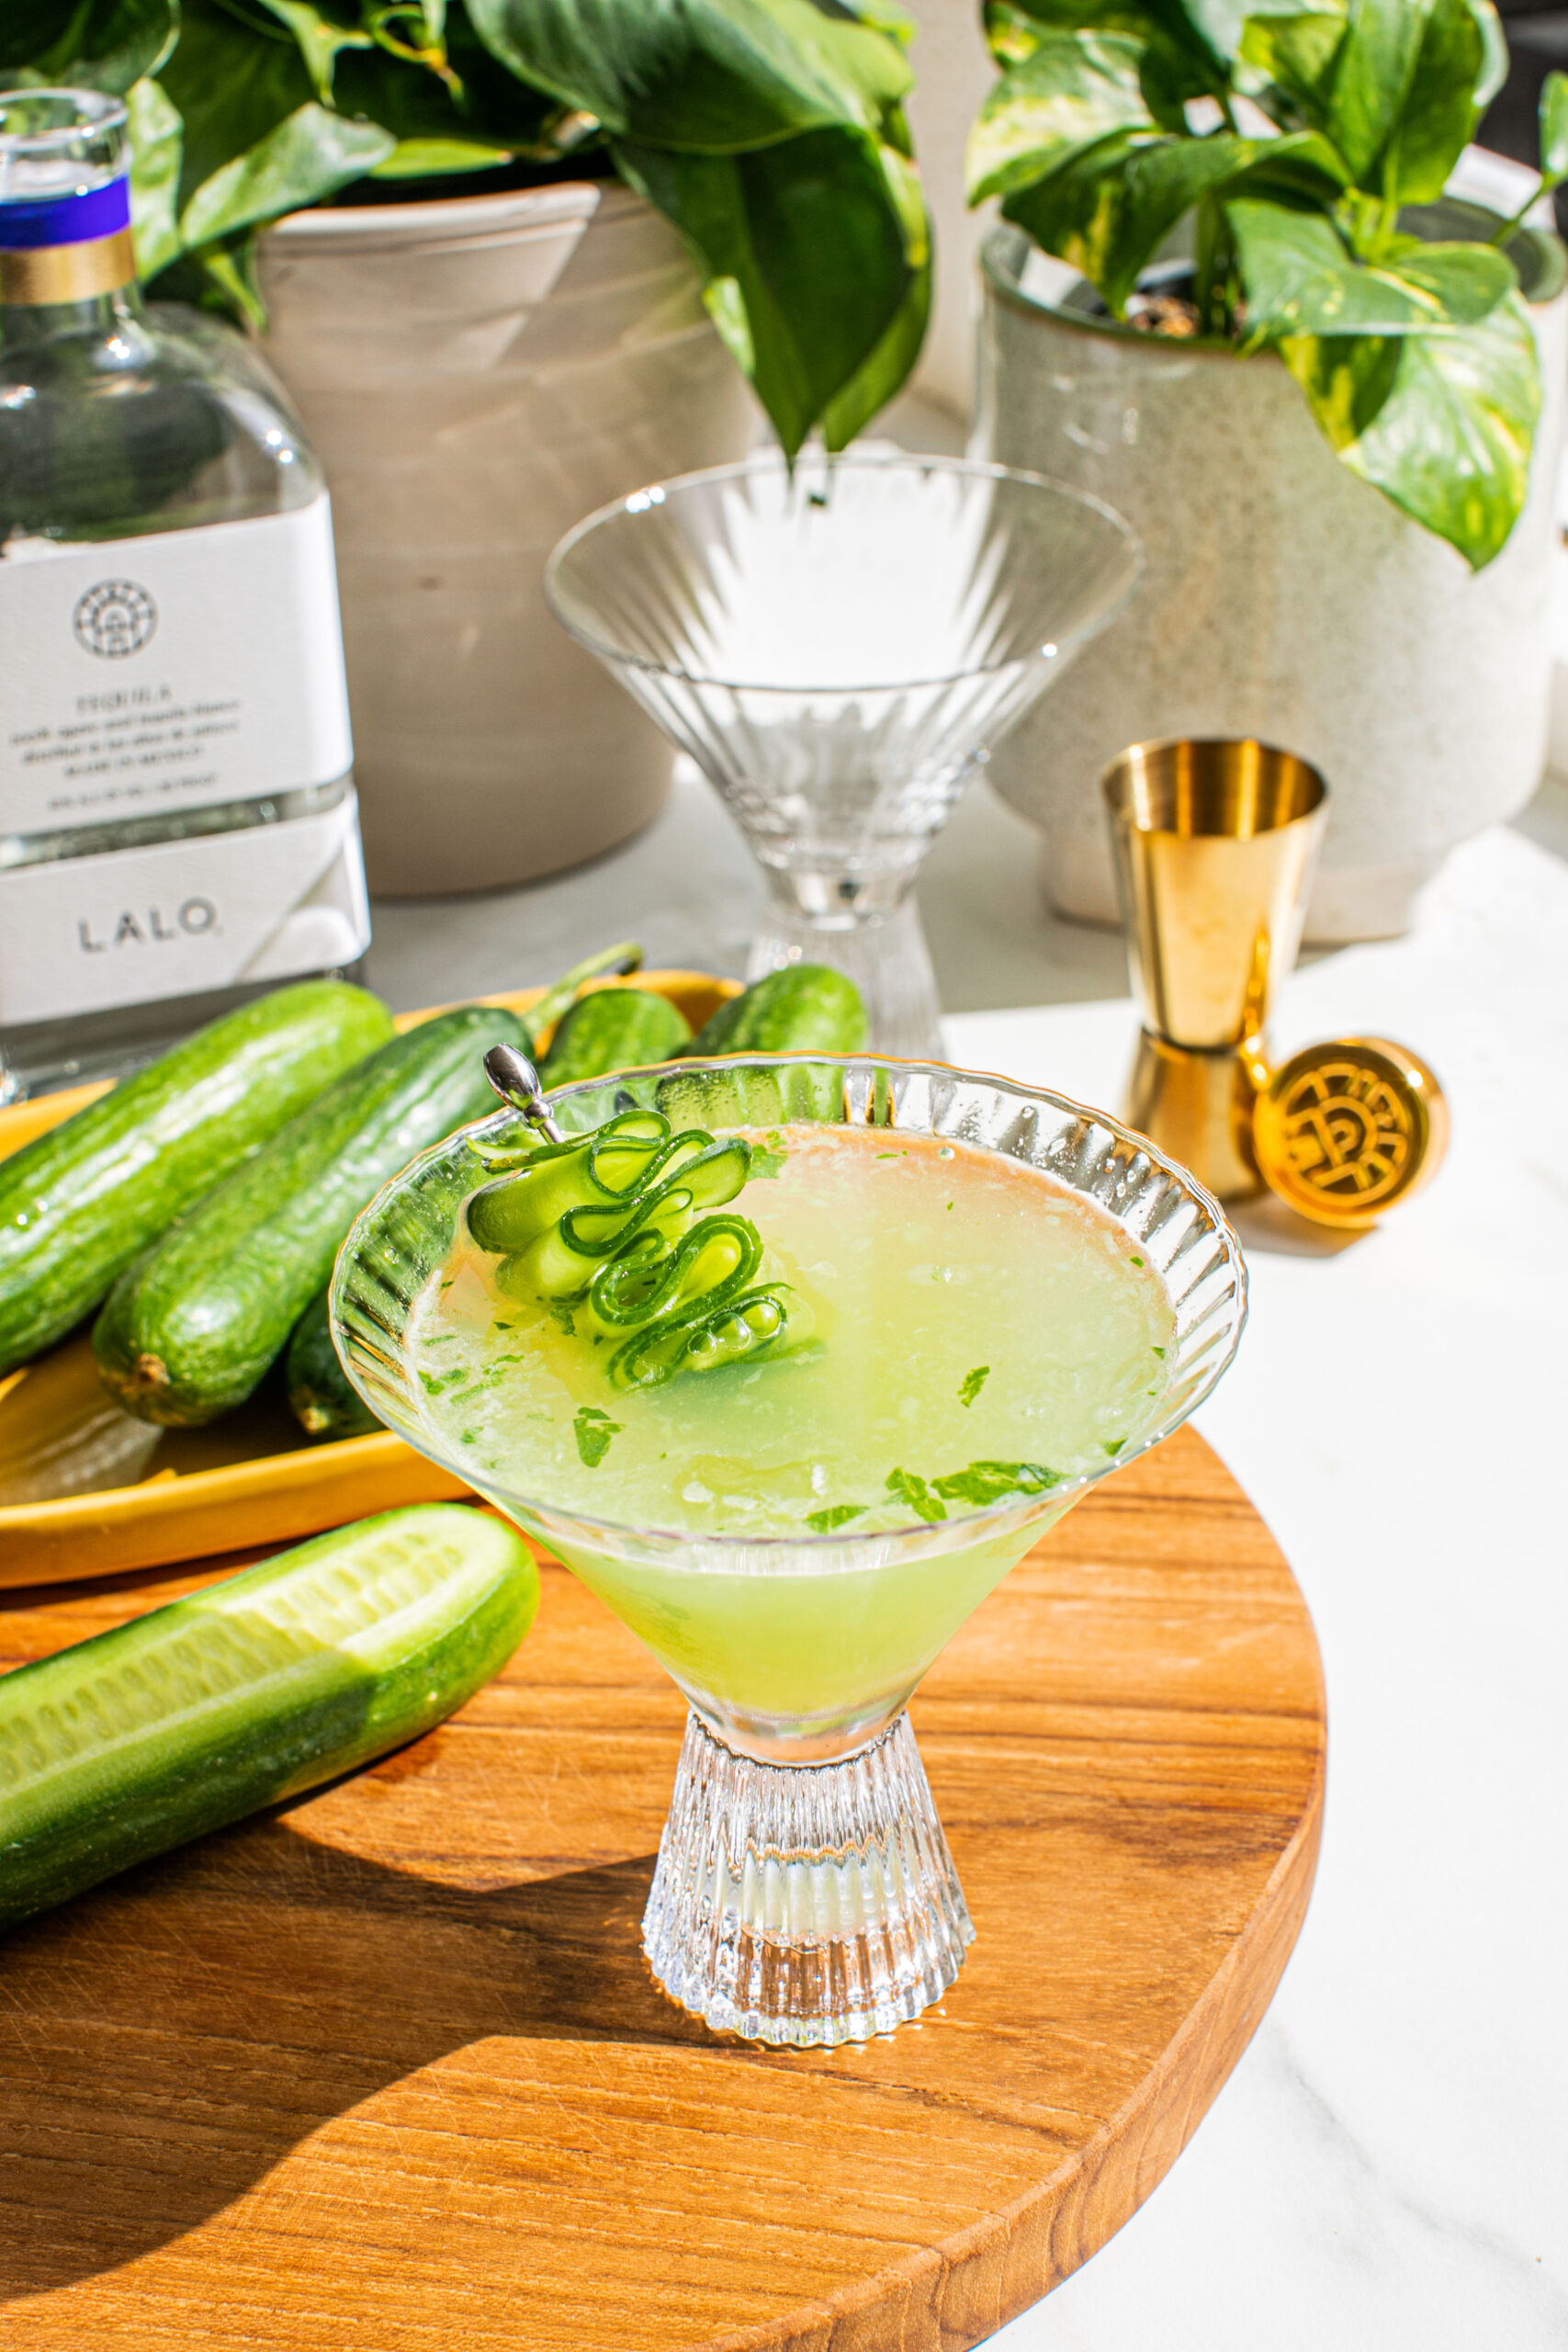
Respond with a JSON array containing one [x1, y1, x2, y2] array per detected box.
[[332, 1052, 1245, 2049], [544, 454, 1142, 1057]]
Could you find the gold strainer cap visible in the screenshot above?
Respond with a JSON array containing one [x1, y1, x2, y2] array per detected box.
[[1251, 1036, 1448, 1228]]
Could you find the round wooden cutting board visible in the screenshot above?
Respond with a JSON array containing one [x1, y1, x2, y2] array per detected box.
[[0, 1427, 1324, 2351]]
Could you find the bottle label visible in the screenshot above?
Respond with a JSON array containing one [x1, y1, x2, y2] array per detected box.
[[0, 494, 354, 838], [0, 793, 371, 1026]]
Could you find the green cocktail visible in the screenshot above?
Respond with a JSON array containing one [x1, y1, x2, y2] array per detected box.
[[333, 1054, 1246, 2046]]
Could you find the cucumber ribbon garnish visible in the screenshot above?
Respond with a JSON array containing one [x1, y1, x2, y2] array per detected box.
[[465, 1110, 805, 1391]]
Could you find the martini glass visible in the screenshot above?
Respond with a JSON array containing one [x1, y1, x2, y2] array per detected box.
[[544, 455, 1142, 1057], [333, 1054, 1245, 2048]]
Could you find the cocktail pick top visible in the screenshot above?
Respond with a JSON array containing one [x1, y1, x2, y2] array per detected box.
[[484, 1043, 566, 1145]]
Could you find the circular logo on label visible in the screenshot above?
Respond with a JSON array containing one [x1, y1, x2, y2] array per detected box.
[[73, 580, 158, 660]]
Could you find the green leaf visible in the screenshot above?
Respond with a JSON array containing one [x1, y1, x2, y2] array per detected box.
[[466, 0, 910, 152], [931, 1459, 1064, 1505], [616, 123, 919, 455], [1321, 0, 1483, 198], [805, 1502, 869, 1532], [958, 1365, 990, 1407], [886, 1466, 946, 1521], [1542, 69, 1568, 186], [1468, 0, 1506, 111], [965, 33, 1152, 205], [127, 74, 185, 280], [1379, 0, 1483, 202], [180, 100, 395, 245], [1237, 10, 1347, 123], [1280, 290, 1540, 566], [370, 135, 513, 174], [1230, 197, 1514, 331], [1003, 130, 1286, 314], [6, 0, 178, 92], [255, 0, 375, 104], [161, 0, 317, 205]]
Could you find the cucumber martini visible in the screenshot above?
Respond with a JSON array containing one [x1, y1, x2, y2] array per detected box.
[[412, 1121, 1175, 1757], [332, 1052, 1246, 2046]]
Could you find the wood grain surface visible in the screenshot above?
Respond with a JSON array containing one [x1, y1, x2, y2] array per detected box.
[[0, 1427, 1325, 2351]]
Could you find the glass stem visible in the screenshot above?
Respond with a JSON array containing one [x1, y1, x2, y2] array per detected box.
[[643, 1710, 973, 2047]]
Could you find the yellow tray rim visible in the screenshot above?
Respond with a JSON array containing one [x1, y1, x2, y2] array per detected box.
[[0, 970, 738, 1588]]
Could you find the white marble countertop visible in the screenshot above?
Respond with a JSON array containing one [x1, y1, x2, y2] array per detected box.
[[364, 781, 1567, 2348]]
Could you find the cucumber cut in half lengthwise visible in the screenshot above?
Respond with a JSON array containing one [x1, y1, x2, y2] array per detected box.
[[0, 1506, 538, 1934]]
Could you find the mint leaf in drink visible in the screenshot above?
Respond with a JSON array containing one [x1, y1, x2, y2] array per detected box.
[[958, 1364, 989, 1408], [1102, 1439, 1125, 1457], [419, 1367, 465, 1396], [547, 1300, 577, 1337], [886, 1467, 946, 1522], [1151, 1345, 1165, 1358], [574, 1406, 623, 1467], [749, 1129, 789, 1180], [806, 1502, 868, 1532], [932, 1460, 1064, 1507]]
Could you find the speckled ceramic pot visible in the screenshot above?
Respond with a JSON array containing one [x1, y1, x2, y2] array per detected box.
[[256, 184, 754, 897], [974, 219, 1568, 942]]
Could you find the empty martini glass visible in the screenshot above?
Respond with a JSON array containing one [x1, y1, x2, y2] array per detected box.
[[332, 1051, 1246, 2049], [544, 454, 1142, 1057]]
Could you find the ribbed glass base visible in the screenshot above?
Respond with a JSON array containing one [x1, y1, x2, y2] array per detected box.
[[642, 1711, 973, 2047]]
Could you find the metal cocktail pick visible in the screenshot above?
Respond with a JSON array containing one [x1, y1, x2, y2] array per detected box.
[[484, 1043, 565, 1144]]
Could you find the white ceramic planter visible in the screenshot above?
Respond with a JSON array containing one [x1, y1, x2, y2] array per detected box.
[[974, 220, 1568, 942], [255, 184, 754, 896]]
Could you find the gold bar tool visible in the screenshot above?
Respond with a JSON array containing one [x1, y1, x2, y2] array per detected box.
[[1102, 738, 1447, 1225]]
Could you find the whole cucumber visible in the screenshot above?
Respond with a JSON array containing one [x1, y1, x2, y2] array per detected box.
[[286, 1287, 379, 1441], [0, 980, 392, 1377], [95, 1003, 528, 1427], [682, 966, 868, 1058], [0, 1504, 538, 1933], [540, 986, 692, 1087]]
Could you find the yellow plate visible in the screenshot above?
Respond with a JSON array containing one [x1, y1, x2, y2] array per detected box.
[[0, 971, 737, 1588]]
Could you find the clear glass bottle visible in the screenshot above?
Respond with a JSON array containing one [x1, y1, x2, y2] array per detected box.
[[0, 88, 369, 1100]]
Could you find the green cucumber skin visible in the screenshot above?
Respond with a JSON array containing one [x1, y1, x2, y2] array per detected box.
[[95, 1004, 528, 1428], [540, 988, 692, 1088], [0, 1506, 538, 1932], [0, 981, 393, 1377], [287, 1287, 378, 1440], [683, 967, 868, 1058]]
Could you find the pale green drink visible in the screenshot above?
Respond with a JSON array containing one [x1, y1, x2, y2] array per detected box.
[[412, 1125, 1174, 1756]]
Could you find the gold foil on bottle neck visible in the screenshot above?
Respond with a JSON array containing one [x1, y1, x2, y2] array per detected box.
[[0, 230, 135, 304]]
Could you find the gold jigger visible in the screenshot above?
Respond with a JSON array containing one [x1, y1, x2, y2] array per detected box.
[[1102, 739, 1327, 1200]]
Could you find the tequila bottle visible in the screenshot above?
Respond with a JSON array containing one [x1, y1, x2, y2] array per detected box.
[[0, 88, 369, 1101]]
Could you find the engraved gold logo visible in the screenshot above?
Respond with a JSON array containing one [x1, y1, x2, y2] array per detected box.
[[1275, 1057, 1412, 1205], [1253, 1037, 1446, 1229]]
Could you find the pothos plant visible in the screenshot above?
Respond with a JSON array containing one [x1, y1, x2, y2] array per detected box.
[[5, 0, 931, 457], [966, 0, 1568, 566]]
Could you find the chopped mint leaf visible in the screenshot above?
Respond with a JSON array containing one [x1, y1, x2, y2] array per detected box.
[[547, 1300, 577, 1337], [1130, 1254, 1145, 1267], [806, 1503, 868, 1532], [459, 1429, 478, 1444], [1151, 1345, 1165, 1358], [886, 1467, 946, 1522], [750, 1129, 788, 1180], [573, 1405, 623, 1467], [946, 1201, 953, 1211], [958, 1365, 989, 1408], [1102, 1439, 1125, 1457], [932, 1460, 1064, 1506], [874, 1150, 907, 1159], [418, 1367, 465, 1396]]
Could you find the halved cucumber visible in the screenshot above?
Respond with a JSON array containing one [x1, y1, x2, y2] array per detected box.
[[0, 1504, 538, 1931]]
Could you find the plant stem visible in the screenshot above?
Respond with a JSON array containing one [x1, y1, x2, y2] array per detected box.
[[1490, 175, 1556, 245], [1195, 194, 1219, 335]]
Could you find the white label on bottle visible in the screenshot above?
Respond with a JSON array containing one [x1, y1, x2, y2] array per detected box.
[[0, 494, 353, 836], [0, 793, 370, 1025]]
